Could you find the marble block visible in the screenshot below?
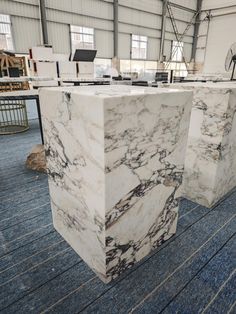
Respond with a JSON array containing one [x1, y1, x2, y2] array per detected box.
[[184, 73, 228, 82], [39, 85, 192, 282], [161, 82, 236, 207]]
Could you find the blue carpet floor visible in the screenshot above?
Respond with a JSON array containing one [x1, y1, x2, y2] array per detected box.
[[0, 120, 235, 314]]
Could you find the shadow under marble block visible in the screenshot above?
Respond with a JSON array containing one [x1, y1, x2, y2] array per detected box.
[[39, 85, 192, 282], [161, 82, 236, 208]]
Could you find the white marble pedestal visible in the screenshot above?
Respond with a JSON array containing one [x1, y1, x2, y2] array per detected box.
[[40, 85, 192, 282], [161, 82, 236, 208]]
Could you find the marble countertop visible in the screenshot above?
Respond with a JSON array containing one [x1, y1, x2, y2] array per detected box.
[[0, 89, 39, 97], [43, 84, 191, 98], [163, 82, 236, 90], [60, 77, 108, 82], [0, 76, 55, 83], [184, 74, 230, 81]]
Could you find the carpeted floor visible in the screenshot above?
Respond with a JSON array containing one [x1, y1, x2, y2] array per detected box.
[[0, 120, 235, 314]]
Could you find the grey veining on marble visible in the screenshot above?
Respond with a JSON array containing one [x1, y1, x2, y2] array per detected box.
[[184, 73, 229, 82], [39, 85, 192, 282], [161, 82, 236, 208]]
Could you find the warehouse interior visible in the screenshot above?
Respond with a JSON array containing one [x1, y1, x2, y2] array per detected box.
[[0, 0, 236, 313]]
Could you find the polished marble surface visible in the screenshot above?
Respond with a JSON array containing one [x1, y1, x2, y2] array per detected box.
[[161, 82, 236, 207], [40, 85, 192, 282], [184, 73, 229, 81]]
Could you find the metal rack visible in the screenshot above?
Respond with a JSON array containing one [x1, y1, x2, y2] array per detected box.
[[0, 99, 29, 135]]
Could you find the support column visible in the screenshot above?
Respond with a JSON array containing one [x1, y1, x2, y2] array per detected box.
[[112, 0, 120, 72], [159, 0, 168, 62], [39, 0, 48, 45], [191, 0, 202, 61]]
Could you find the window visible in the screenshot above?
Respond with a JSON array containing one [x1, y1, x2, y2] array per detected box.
[[131, 35, 147, 59], [120, 60, 158, 80], [70, 25, 94, 51], [0, 14, 14, 51], [171, 41, 183, 62], [94, 58, 111, 77], [164, 61, 188, 78]]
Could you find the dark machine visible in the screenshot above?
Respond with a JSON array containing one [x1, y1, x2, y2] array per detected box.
[[225, 43, 236, 80]]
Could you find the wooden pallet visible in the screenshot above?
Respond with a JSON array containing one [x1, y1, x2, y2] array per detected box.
[[0, 81, 29, 92], [0, 53, 28, 77]]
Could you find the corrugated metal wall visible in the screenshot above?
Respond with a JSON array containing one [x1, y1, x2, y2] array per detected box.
[[118, 0, 196, 61], [195, 0, 236, 73], [0, 0, 197, 61]]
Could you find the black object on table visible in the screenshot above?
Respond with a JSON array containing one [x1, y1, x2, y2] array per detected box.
[[132, 80, 149, 86], [8, 67, 20, 77], [72, 49, 97, 62], [182, 80, 207, 83], [155, 72, 169, 82], [0, 92, 44, 144], [62, 80, 110, 86]]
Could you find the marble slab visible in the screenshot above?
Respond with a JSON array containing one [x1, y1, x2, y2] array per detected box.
[[161, 82, 236, 207], [184, 73, 229, 82], [39, 85, 192, 282]]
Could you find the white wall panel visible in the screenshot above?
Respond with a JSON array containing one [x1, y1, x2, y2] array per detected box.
[[168, 6, 196, 23], [194, 11, 209, 64], [189, 0, 236, 69], [171, 0, 197, 10], [0, 0, 39, 19], [147, 37, 160, 60], [197, 35, 207, 48], [195, 48, 205, 63], [10, 0, 38, 5], [119, 23, 161, 38], [165, 31, 193, 44], [166, 19, 194, 40], [183, 42, 192, 61], [47, 22, 70, 54], [119, 0, 163, 14], [198, 15, 209, 35], [163, 40, 172, 60], [46, 0, 113, 21], [11, 16, 41, 53], [118, 33, 130, 59], [203, 13, 236, 73], [202, 0, 236, 10], [46, 8, 113, 31], [118, 0, 197, 60], [95, 29, 113, 58], [119, 6, 162, 30]]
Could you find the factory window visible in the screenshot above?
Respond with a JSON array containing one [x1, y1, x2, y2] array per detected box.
[[70, 25, 94, 51], [171, 41, 184, 62], [131, 35, 147, 59], [120, 60, 158, 80], [0, 14, 14, 51], [164, 61, 188, 77], [94, 58, 111, 77]]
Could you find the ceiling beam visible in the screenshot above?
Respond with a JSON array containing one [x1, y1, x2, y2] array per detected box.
[[113, 0, 119, 58], [191, 0, 202, 61], [159, 0, 168, 61], [168, 1, 196, 13], [39, 0, 48, 45]]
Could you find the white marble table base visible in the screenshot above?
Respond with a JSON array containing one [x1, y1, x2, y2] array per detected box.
[[40, 85, 192, 282], [161, 82, 236, 208]]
